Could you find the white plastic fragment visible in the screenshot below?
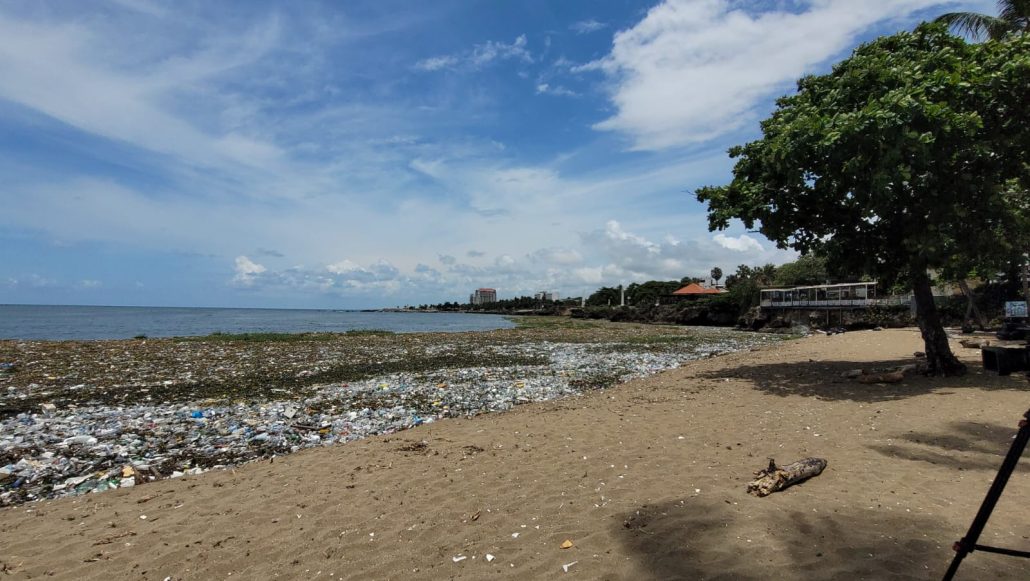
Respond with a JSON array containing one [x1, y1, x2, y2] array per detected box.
[[452, 555, 466, 563], [562, 561, 578, 573]]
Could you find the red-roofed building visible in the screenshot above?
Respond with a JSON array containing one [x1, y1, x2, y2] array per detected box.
[[670, 283, 724, 300]]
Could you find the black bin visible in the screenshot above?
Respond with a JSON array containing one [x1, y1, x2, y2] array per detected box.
[[981, 346, 1029, 376]]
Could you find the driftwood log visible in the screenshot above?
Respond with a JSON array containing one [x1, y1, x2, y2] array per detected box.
[[747, 457, 827, 497], [856, 370, 905, 384], [959, 337, 990, 349]]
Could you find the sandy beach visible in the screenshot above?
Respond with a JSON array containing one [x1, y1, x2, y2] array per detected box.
[[2, 327, 1028, 580]]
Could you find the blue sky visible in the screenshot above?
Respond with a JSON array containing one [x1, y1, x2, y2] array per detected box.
[[0, 0, 994, 308]]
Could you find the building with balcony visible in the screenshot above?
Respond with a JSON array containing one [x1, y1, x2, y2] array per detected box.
[[759, 282, 893, 309]]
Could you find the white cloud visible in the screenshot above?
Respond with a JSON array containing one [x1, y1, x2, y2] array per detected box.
[[570, 19, 607, 34], [572, 267, 604, 285], [587, 0, 953, 150], [4, 274, 58, 289], [207, 215, 794, 303], [78, 279, 103, 288], [472, 34, 532, 66], [233, 255, 266, 286], [326, 259, 363, 274], [713, 233, 763, 252], [580, 220, 791, 284], [535, 83, 578, 97], [413, 55, 459, 71], [528, 247, 583, 266], [415, 34, 532, 72]]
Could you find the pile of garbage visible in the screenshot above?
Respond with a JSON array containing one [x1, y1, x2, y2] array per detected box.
[[1, 330, 780, 506]]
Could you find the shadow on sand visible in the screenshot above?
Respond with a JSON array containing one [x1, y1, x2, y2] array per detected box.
[[869, 419, 1030, 473], [695, 357, 1028, 403], [612, 494, 1026, 580]]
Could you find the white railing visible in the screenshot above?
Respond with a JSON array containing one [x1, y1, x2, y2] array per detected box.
[[760, 296, 912, 309]]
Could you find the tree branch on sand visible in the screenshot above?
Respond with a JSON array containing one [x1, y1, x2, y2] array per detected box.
[[747, 457, 828, 497]]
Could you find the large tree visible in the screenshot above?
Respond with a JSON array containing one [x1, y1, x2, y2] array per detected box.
[[696, 24, 1030, 376], [626, 280, 682, 307], [774, 254, 829, 287], [936, 0, 1029, 41]]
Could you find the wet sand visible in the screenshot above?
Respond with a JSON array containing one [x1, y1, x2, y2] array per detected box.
[[2, 328, 1028, 580]]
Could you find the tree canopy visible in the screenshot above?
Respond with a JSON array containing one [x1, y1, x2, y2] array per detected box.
[[710, 267, 723, 285], [773, 254, 829, 287], [696, 24, 1030, 375]]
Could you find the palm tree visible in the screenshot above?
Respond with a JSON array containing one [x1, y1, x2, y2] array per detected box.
[[935, 0, 1029, 41]]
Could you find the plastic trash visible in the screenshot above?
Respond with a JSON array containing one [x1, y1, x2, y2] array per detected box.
[[0, 329, 780, 506]]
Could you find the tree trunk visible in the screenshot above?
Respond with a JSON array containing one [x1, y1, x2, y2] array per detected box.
[[912, 269, 966, 376]]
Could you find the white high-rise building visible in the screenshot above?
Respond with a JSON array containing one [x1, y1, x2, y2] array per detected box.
[[470, 288, 497, 304]]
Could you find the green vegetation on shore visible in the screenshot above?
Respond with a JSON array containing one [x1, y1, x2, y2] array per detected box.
[[509, 316, 611, 330], [177, 329, 395, 343]]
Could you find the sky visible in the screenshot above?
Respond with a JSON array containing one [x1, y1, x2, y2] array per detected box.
[[0, 0, 995, 308]]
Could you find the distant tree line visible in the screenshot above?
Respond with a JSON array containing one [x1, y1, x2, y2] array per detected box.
[[417, 295, 579, 313], [410, 251, 1025, 326]]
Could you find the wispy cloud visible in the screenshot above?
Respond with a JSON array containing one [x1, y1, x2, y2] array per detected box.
[[415, 34, 532, 71], [570, 19, 607, 34], [5, 274, 58, 289], [0, 13, 287, 176], [535, 83, 578, 97], [414, 55, 459, 71]]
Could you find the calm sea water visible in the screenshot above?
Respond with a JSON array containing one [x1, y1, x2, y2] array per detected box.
[[0, 305, 516, 340]]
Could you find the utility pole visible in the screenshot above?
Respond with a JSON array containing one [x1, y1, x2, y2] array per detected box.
[[620, 285, 625, 307]]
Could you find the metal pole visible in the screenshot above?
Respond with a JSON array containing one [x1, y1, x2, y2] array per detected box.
[[943, 408, 1030, 580]]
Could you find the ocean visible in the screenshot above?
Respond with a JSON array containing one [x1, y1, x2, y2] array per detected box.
[[0, 305, 516, 340]]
